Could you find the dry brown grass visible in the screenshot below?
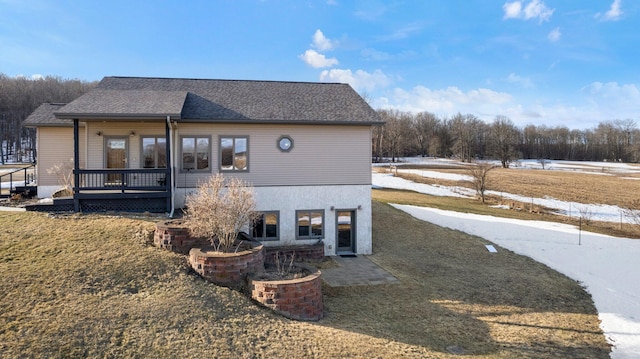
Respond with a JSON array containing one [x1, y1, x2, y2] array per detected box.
[[0, 205, 610, 358], [360, 202, 609, 358], [393, 166, 640, 208]]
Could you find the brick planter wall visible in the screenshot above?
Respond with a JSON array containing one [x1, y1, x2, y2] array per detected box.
[[249, 267, 323, 321], [264, 242, 324, 264], [154, 220, 207, 254], [189, 243, 265, 288]]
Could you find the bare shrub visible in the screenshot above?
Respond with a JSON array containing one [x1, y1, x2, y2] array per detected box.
[[47, 159, 74, 192], [274, 251, 296, 277], [184, 174, 260, 252], [621, 199, 640, 226], [468, 162, 497, 203], [577, 205, 594, 225]]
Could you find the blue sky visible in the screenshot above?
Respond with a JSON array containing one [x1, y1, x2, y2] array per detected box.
[[1, 0, 638, 129]]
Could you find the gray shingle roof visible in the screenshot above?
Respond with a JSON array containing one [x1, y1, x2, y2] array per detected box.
[[53, 76, 382, 124], [55, 89, 187, 120], [23, 103, 70, 127]]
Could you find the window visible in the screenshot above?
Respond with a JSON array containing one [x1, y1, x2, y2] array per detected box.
[[296, 210, 324, 240], [181, 136, 210, 171], [220, 136, 248, 171], [141, 137, 167, 168], [252, 211, 279, 241], [277, 135, 293, 152]]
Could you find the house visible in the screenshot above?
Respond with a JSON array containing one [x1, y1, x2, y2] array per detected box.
[[23, 76, 383, 256]]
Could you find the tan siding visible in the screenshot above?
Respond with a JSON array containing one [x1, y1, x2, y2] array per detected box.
[[36, 127, 85, 186], [74, 121, 371, 188], [175, 123, 372, 188]]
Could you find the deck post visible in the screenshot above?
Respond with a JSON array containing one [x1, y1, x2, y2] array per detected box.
[[73, 119, 80, 212], [165, 118, 172, 212]]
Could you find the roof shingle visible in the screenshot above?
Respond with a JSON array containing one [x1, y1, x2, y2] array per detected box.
[[23, 103, 70, 127], [53, 76, 382, 124]]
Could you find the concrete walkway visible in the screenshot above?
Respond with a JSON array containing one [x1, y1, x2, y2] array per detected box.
[[0, 206, 26, 212], [322, 255, 398, 287]]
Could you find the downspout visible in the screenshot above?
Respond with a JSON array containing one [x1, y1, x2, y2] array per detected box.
[[167, 115, 176, 218]]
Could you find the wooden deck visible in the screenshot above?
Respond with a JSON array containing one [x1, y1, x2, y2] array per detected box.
[[0, 165, 36, 198]]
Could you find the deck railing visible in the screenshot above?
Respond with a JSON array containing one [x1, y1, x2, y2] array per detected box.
[[0, 164, 36, 198], [75, 168, 171, 193]]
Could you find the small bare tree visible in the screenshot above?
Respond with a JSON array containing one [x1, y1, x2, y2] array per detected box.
[[468, 162, 497, 203], [538, 158, 548, 169], [185, 174, 260, 252]]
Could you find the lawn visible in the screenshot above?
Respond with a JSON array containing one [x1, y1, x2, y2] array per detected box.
[[0, 205, 610, 358]]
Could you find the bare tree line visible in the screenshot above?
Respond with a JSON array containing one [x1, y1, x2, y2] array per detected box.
[[373, 109, 639, 167], [2, 75, 637, 166], [0, 74, 96, 164]]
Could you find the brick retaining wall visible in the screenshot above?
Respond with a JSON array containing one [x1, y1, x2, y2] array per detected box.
[[249, 267, 323, 321], [264, 242, 324, 264], [154, 220, 208, 254], [189, 244, 265, 288]]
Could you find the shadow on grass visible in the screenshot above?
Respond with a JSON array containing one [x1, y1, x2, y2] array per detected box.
[[315, 201, 610, 357]]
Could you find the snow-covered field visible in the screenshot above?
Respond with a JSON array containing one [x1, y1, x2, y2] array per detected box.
[[373, 158, 640, 358], [374, 158, 640, 224]]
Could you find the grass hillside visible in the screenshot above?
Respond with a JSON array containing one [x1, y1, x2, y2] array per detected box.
[[0, 205, 610, 358]]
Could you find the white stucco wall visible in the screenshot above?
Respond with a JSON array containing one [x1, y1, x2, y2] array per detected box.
[[175, 184, 372, 256], [37, 185, 62, 199]]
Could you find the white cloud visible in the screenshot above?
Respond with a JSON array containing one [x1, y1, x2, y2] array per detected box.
[[548, 27, 561, 42], [361, 48, 392, 61], [524, 0, 554, 21], [354, 4, 388, 21], [582, 81, 640, 103], [376, 23, 423, 41], [299, 49, 339, 68], [369, 81, 640, 129], [312, 29, 336, 51], [503, 0, 554, 23], [14, 74, 44, 80], [319, 68, 391, 92], [503, 1, 522, 19], [596, 0, 623, 21], [373, 85, 512, 116], [507, 73, 533, 88]]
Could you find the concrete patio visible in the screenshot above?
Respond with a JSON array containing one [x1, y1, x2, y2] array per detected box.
[[321, 255, 399, 287]]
